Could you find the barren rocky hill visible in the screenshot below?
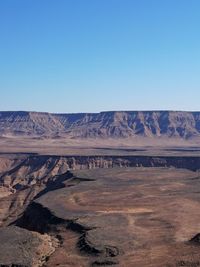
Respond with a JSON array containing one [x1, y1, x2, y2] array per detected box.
[[1, 110, 200, 139]]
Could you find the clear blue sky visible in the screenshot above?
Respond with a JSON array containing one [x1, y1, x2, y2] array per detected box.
[[0, 0, 200, 113]]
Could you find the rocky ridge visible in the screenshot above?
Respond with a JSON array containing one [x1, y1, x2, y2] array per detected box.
[[1, 111, 200, 139], [1, 155, 200, 266], [0, 153, 200, 227]]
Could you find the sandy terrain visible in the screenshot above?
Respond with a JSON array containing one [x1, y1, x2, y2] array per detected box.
[[1, 136, 200, 156]]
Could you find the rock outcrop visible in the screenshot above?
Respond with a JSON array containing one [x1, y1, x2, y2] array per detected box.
[[0, 226, 58, 267]]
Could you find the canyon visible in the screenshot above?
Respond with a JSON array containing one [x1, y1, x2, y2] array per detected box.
[[0, 153, 200, 266], [1, 111, 200, 266]]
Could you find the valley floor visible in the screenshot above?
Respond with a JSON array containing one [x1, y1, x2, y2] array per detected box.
[[1, 136, 200, 156]]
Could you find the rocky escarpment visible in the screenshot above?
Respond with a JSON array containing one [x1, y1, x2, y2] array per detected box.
[[13, 167, 200, 267], [15, 198, 120, 266], [0, 154, 199, 213], [1, 110, 200, 139], [1, 154, 200, 187], [1, 154, 200, 266], [0, 153, 200, 226], [0, 155, 76, 226]]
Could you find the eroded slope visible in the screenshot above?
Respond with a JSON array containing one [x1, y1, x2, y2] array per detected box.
[[1, 110, 200, 139], [1, 155, 200, 266], [16, 168, 200, 267]]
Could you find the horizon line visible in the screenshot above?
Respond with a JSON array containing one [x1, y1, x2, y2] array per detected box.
[[1, 109, 200, 114]]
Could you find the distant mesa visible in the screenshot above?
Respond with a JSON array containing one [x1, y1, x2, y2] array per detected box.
[[0, 110, 200, 140]]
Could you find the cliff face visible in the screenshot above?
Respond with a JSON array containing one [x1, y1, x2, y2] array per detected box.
[[1, 155, 200, 266], [1, 153, 200, 226], [1, 154, 200, 192], [1, 111, 200, 139]]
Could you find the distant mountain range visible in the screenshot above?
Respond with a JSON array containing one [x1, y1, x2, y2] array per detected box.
[[1, 111, 200, 139]]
